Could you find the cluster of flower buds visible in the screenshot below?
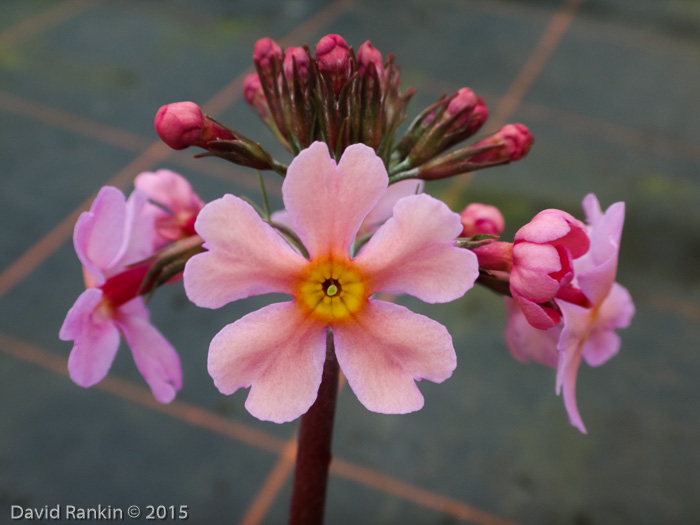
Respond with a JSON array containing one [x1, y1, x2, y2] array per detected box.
[[154, 34, 533, 184]]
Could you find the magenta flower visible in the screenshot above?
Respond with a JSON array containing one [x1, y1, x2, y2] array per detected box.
[[59, 186, 182, 403], [511, 208, 590, 329], [134, 169, 204, 250], [184, 142, 477, 423], [504, 194, 634, 433]]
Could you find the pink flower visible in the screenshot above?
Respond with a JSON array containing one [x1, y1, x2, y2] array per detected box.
[[134, 169, 204, 250], [504, 194, 634, 433], [511, 209, 590, 329], [184, 142, 477, 423], [59, 187, 182, 403], [460, 203, 505, 237]]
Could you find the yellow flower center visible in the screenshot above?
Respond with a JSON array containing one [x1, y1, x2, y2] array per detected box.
[[297, 256, 368, 323]]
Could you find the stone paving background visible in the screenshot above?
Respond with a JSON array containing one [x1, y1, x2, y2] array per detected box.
[[1, 0, 699, 523]]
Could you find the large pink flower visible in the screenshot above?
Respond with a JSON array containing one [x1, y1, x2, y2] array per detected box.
[[59, 186, 182, 403], [504, 194, 634, 433], [184, 142, 478, 423]]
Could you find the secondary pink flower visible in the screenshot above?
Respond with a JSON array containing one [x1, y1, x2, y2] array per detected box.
[[504, 194, 634, 433], [511, 209, 590, 329], [59, 186, 182, 403], [134, 169, 204, 250], [555, 194, 634, 433], [184, 142, 477, 423]]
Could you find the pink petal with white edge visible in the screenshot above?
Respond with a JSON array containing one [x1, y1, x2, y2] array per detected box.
[[504, 298, 559, 367], [116, 298, 182, 403], [61, 288, 121, 388], [184, 194, 307, 309], [333, 300, 456, 414], [282, 142, 387, 257], [355, 194, 477, 303], [73, 187, 127, 282], [207, 302, 328, 423]]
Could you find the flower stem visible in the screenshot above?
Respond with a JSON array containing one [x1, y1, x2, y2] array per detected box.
[[289, 329, 339, 525]]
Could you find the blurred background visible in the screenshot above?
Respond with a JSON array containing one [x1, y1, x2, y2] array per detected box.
[[1, 0, 699, 523]]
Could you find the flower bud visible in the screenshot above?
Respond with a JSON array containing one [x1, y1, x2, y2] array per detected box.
[[460, 203, 505, 237], [315, 34, 351, 95], [357, 40, 385, 87], [154, 102, 205, 150], [243, 74, 268, 116], [445, 88, 478, 129], [253, 37, 283, 82], [283, 46, 310, 90], [154, 102, 235, 151], [471, 123, 533, 163]]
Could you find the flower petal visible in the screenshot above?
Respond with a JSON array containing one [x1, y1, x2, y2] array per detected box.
[[511, 242, 563, 303], [184, 194, 307, 308], [74, 187, 127, 282], [504, 298, 559, 367], [582, 282, 634, 367], [555, 300, 592, 434], [282, 142, 387, 257], [333, 300, 456, 414], [355, 194, 477, 303], [360, 179, 424, 234], [61, 288, 121, 388], [116, 298, 183, 403], [207, 302, 327, 423], [134, 169, 204, 216]]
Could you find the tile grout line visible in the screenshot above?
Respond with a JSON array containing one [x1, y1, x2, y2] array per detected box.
[[0, 0, 99, 49], [0, 331, 509, 524], [441, 0, 585, 208]]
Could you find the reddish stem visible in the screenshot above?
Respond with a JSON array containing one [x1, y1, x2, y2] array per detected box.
[[289, 329, 339, 525]]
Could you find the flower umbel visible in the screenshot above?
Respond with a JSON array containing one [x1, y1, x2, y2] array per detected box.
[[184, 142, 478, 423]]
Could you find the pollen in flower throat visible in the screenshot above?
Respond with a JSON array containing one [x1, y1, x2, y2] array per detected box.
[[297, 257, 367, 322]]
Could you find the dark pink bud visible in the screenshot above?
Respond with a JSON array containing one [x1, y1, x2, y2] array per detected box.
[[253, 37, 283, 72], [283, 46, 310, 88], [464, 97, 489, 136], [445, 88, 478, 127], [472, 123, 533, 163], [460, 203, 505, 237], [154, 102, 205, 150], [243, 73, 267, 115], [473, 241, 513, 272], [154, 101, 234, 151], [357, 40, 385, 85], [315, 34, 350, 95]]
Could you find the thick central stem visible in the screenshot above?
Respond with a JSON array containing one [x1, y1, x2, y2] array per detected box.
[[288, 329, 339, 525]]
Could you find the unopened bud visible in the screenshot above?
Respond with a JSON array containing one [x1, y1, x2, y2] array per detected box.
[[315, 34, 351, 95], [357, 40, 385, 86], [445, 88, 478, 129], [253, 37, 283, 78], [243, 74, 268, 116], [471, 123, 533, 163], [460, 203, 505, 237], [154, 102, 205, 150], [283, 46, 310, 89], [154, 102, 235, 151]]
